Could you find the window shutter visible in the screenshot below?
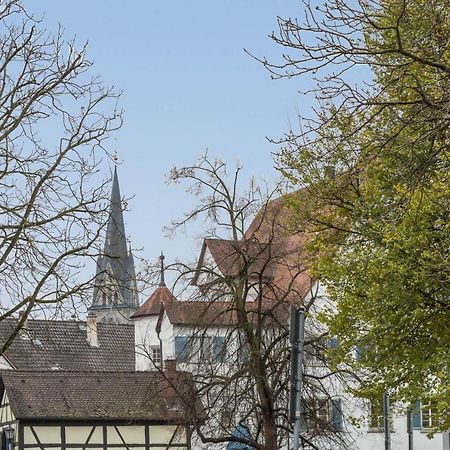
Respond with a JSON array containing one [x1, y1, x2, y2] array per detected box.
[[328, 336, 339, 349], [331, 398, 344, 431], [412, 400, 422, 429], [175, 336, 190, 362], [355, 346, 363, 361], [213, 336, 226, 362]]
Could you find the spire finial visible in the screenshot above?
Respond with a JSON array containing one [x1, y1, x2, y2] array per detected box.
[[159, 252, 166, 287], [113, 138, 119, 164]]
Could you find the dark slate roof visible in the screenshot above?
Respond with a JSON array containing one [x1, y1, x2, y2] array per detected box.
[[0, 319, 135, 371], [91, 166, 139, 311], [1, 370, 196, 423]]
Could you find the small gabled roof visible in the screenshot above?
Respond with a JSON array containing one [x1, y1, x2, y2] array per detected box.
[[1, 370, 197, 423], [131, 286, 177, 319]]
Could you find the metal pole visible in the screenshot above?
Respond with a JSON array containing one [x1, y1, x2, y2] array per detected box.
[[383, 392, 391, 450], [292, 307, 306, 450], [407, 409, 413, 450]]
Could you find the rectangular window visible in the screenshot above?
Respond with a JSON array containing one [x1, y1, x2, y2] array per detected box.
[[213, 336, 226, 362], [421, 400, 437, 429], [304, 336, 327, 366], [149, 346, 162, 367], [368, 397, 393, 432], [369, 398, 384, 430], [314, 398, 330, 425], [175, 336, 190, 362], [328, 336, 339, 350], [199, 336, 213, 360], [331, 398, 344, 431], [304, 398, 344, 432], [412, 400, 422, 429]]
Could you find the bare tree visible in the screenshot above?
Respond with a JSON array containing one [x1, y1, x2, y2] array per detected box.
[[0, 0, 122, 350], [154, 154, 355, 450]]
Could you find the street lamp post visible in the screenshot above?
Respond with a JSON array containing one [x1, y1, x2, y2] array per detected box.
[[3, 425, 15, 450]]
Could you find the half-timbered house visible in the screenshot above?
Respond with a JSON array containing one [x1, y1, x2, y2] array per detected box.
[[0, 370, 195, 450]]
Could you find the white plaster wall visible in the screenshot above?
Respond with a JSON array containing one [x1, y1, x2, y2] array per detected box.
[[351, 415, 449, 450], [0, 355, 13, 369], [23, 425, 186, 449], [134, 314, 174, 370]]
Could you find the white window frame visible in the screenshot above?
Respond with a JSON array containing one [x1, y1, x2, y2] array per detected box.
[[421, 401, 436, 429], [149, 345, 162, 367]]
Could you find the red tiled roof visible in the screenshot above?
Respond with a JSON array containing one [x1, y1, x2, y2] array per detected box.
[[131, 286, 177, 319], [245, 190, 314, 303], [194, 239, 278, 283], [133, 285, 289, 327], [193, 190, 315, 305]]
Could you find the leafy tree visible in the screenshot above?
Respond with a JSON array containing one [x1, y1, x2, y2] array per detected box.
[[260, 0, 450, 432], [0, 0, 122, 349]]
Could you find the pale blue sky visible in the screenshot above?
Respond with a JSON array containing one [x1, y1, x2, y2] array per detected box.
[[25, 1, 314, 284]]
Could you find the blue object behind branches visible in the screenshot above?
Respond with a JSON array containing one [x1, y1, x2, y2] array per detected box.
[[226, 421, 254, 450]]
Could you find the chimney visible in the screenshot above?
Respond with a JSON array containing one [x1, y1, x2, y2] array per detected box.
[[18, 310, 30, 339], [164, 358, 177, 400], [86, 312, 99, 347]]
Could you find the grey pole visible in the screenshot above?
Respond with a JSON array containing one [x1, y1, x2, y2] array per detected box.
[[292, 307, 306, 450], [383, 392, 391, 450], [407, 409, 413, 450]]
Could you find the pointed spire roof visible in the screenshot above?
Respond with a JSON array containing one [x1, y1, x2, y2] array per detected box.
[[104, 166, 128, 268], [90, 166, 139, 316]]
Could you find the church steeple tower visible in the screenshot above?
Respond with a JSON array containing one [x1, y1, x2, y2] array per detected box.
[[90, 167, 139, 323]]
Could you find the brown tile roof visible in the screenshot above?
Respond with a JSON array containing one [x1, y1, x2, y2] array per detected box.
[[193, 190, 315, 305], [164, 300, 235, 326], [161, 298, 289, 327], [192, 239, 278, 285], [132, 285, 289, 327], [1, 370, 196, 423], [0, 319, 134, 371], [131, 286, 177, 319]]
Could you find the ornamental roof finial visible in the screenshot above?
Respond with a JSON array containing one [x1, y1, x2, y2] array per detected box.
[[159, 252, 166, 287]]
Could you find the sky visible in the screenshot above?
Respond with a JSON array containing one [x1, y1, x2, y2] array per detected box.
[[24, 1, 316, 288]]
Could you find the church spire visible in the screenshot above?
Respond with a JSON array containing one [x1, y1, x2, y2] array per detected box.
[[104, 166, 128, 265], [90, 166, 139, 323]]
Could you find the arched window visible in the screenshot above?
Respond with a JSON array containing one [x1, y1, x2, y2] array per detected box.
[[102, 292, 107, 305], [114, 292, 119, 304]]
